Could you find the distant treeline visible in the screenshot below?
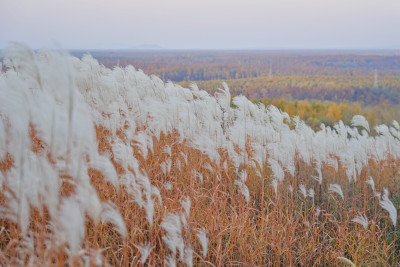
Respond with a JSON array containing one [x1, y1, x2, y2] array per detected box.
[[72, 50, 400, 81], [179, 75, 400, 105], [252, 98, 400, 130], [70, 50, 400, 108]]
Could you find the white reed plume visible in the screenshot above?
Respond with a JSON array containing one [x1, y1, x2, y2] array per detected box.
[[0, 118, 6, 161], [160, 160, 170, 175], [101, 202, 127, 237], [271, 179, 278, 197], [326, 157, 339, 172], [132, 132, 150, 158], [183, 247, 193, 267], [375, 124, 390, 136], [192, 170, 203, 184], [163, 145, 172, 157], [379, 191, 397, 227], [164, 255, 177, 267], [135, 242, 154, 265], [0, 172, 3, 191], [196, 229, 209, 257], [299, 184, 307, 198], [180, 197, 191, 218], [161, 213, 184, 258], [4, 42, 43, 88], [176, 159, 182, 171], [313, 160, 323, 184], [89, 155, 118, 188], [328, 184, 344, 200], [351, 214, 369, 230], [383, 188, 389, 198], [390, 125, 400, 140], [203, 162, 213, 173], [223, 160, 228, 171], [238, 169, 247, 182], [366, 176, 375, 192], [57, 198, 85, 256], [180, 151, 188, 165], [164, 182, 173, 191], [392, 120, 400, 130], [235, 179, 250, 203], [287, 185, 293, 194], [269, 158, 285, 182], [308, 188, 315, 199], [180, 213, 188, 230], [136, 173, 157, 226], [215, 82, 231, 111], [75, 180, 102, 224]]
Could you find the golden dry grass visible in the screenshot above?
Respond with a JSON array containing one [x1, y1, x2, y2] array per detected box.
[[1, 124, 399, 266]]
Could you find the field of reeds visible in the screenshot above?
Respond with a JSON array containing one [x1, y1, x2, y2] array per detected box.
[[0, 44, 399, 266]]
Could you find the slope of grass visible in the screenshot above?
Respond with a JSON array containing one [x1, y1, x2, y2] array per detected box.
[[0, 44, 399, 266]]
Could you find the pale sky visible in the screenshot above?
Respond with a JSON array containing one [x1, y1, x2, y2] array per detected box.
[[1, 0, 400, 50]]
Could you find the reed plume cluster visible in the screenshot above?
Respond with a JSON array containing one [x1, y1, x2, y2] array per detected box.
[[0, 44, 399, 266]]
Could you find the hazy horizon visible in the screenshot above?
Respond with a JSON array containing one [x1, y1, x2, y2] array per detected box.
[[1, 0, 400, 50], [2, 43, 400, 52]]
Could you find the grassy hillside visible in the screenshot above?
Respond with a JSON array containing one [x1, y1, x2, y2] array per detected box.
[[1, 45, 399, 266]]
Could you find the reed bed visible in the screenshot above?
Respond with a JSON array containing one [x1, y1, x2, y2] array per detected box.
[[0, 44, 399, 266]]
